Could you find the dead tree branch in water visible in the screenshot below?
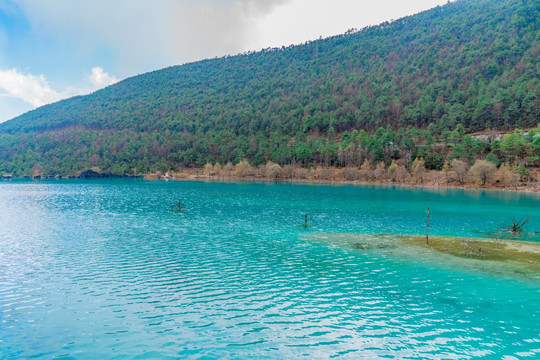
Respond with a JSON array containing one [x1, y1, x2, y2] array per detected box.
[[426, 207, 430, 245], [172, 200, 186, 212], [303, 213, 311, 228], [503, 215, 529, 236]]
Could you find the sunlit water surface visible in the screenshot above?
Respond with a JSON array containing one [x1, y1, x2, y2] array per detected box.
[[0, 180, 539, 359]]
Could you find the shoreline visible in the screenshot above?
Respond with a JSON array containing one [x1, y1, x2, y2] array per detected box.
[[144, 172, 540, 194], [3, 172, 540, 194]]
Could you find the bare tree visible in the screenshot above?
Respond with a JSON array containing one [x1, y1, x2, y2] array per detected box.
[[373, 162, 386, 181], [329, 167, 342, 181], [410, 158, 426, 184], [235, 159, 255, 177], [496, 163, 519, 189], [388, 160, 410, 184], [428, 170, 445, 186], [387, 161, 399, 182], [293, 167, 309, 180], [172, 200, 186, 212], [450, 159, 468, 184], [468, 160, 496, 186], [503, 215, 529, 236], [426, 207, 430, 245], [359, 160, 372, 182], [265, 161, 282, 179], [203, 162, 216, 177], [281, 164, 295, 180], [214, 163, 222, 177], [442, 161, 452, 184], [223, 162, 234, 177], [343, 166, 360, 181], [312, 166, 330, 180]]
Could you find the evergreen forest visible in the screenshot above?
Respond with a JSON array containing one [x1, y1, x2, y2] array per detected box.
[[0, 0, 538, 179]]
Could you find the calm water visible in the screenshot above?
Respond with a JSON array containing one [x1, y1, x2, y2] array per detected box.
[[0, 180, 539, 359]]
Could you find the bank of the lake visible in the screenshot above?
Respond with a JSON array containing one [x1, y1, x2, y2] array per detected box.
[[144, 166, 540, 193]]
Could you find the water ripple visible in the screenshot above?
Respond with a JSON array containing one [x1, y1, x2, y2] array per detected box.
[[0, 181, 539, 358]]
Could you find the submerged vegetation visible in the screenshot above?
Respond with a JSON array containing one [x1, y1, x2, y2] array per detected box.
[[308, 207, 539, 277], [308, 233, 540, 278], [0, 0, 538, 180], [402, 235, 540, 273]]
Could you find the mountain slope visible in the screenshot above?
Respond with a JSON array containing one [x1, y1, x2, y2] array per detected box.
[[0, 0, 538, 176]]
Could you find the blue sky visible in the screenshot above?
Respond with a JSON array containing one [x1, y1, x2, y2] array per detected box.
[[0, 0, 450, 123]]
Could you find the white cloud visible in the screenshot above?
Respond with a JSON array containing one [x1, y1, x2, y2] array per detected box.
[[0, 68, 60, 107], [6, 0, 453, 78], [256, 0, 452, 49], [12, 0, 292, 75], [88, 67, 118, 87], [0, 66, 119, 122]]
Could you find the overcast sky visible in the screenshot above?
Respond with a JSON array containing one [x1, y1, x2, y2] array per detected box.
[[0, 0, 451, 123]]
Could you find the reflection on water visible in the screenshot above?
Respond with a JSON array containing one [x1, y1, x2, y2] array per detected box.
[[0, 180, 539, 359]]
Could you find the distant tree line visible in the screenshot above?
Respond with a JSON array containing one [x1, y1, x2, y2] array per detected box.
[[1, 124, 539, 183]]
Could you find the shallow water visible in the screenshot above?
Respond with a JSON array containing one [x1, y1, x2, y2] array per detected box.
[[0, 180, 539, 358]]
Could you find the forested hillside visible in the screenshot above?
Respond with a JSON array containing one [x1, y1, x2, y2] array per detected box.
[[0, 0, 538, 177]]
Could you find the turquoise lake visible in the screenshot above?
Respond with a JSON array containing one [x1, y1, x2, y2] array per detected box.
[[1, 180, 539, 359]]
